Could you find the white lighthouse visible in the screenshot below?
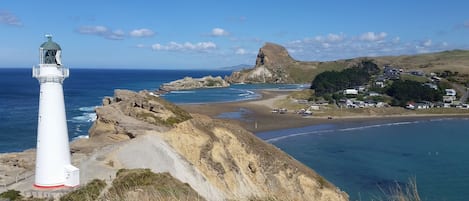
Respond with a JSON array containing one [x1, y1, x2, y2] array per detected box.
[[32, 35, 79, 188]]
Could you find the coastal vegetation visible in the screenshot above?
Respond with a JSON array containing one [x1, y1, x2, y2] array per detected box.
[[310, 60, 379, 96], [386, 80, 443, 106]]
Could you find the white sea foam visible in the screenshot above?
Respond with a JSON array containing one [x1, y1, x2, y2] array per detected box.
[[72, 135, 89, 140], [71, 112, 97, 123], [238, 90, 255, 97], [170, 91, 195, 94], [78, 106, 96, 112], [266, 130, 335, 143], [265, 120, 423, 143]]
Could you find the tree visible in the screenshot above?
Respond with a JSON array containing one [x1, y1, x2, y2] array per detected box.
[[386, 80, 443, 106]]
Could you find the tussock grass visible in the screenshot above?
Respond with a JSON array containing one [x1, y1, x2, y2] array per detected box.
[[102, 169, 204, 201], [374, 177, 421, 201], [59, 179, 106, 201]]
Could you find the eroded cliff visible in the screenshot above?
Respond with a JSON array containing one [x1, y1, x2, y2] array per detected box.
[[88, 90, 349, 201]]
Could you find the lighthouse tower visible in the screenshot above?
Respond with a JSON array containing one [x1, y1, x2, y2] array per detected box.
[[33, 35, 79, 188]]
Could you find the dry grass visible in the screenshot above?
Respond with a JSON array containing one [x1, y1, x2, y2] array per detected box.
[[374, 177, 421, 201], [103, 169, 204, 201], [58, 169, 205, 201]]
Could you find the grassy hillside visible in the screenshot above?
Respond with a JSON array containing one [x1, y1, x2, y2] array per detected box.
[[289, 49, 469, 84]]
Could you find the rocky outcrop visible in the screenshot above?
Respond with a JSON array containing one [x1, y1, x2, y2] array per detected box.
[[88, 90, 349, 201], [161, 76, 230, 91], [228, 42, 323, 84], [226, 43, 296, 84], [89, 89, 192, 141]]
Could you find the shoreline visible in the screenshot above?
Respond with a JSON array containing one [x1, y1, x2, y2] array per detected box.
[[180, 89, 469, 133]]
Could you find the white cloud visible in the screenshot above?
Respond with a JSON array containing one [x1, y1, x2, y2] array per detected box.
[[76, 25, 125, 40], [285, 32, 458, 61], [235, 48, 247, 55], [423, 39, 432, 47], [359, 32, 387, 42], [326, 33, 344, 42], [130, 28, 155, 37], [151, 41, 216, 52], [211, 28, 229, 36], [77, 25, 108, 34], [0, 10, 22, 26]]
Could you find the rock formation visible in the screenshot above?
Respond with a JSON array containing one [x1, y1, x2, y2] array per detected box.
[[160, 75, 230, 91], [225, 43, 317, 83], [87, 89, 348, 201]]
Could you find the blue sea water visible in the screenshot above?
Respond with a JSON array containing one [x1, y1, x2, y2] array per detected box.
[[2, 68, 469, 200], [0, 68, 300, 153], [258, 118, 469, 201]]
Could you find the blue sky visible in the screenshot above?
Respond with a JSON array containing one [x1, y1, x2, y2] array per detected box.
[[1, 0, 469, 69]]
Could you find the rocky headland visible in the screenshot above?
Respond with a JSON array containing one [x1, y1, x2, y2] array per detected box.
[[160, 75, 230, 91], [85, 89, 348, 200], [1, 89, 348, 201]]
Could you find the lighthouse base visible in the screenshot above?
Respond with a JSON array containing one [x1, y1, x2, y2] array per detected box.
[[33, 164, 80, 189], [33, 184, 65, 189]]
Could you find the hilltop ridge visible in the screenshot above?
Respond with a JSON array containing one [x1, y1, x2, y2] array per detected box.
[[226, 43, 469, 84]]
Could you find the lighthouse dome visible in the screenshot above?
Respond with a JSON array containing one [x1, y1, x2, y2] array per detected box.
[[40, 35, 61, 50]]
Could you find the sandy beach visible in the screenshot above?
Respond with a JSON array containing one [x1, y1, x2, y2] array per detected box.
[[180, 89, 469, 133]]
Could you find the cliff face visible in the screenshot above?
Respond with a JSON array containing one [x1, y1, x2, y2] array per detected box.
[[226, 43, 296, 84], [89, 90, 349, 201]]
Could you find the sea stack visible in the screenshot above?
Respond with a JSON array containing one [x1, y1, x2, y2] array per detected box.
[[32, 35, 79, 188]]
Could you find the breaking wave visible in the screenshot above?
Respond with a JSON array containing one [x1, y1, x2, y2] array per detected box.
[[265, 120, 430, 143], [170, 91, 195, 94]]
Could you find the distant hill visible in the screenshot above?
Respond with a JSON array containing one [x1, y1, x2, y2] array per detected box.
[[218, 64, 252, 71], [225, 43, 469, 84]]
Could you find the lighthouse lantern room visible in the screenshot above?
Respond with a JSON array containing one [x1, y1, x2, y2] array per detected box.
[[32, 35, 79, 188]]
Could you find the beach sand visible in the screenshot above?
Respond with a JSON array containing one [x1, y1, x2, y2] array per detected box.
[[180, 89, 469, 133]]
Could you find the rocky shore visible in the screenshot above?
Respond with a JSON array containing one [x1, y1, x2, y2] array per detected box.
[[160, 75, 230, 91]]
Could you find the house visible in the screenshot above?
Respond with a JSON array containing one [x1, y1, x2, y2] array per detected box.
[[343, 89, 358, 96], [445, 89, 457, 96], [415, 102, 431, 109], [443, 96, 456, 103], [374, 81, 385, 88], [410, 70, 425, 76], [356, 86, 366, 93], [309, 105, 320, 110], [384, 65, 400, 80]]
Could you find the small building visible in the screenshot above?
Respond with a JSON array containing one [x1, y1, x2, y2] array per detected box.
[[356, 86, 366, 93], [309, 105, 320, 110], [374, 81, 385, 88], [445, 89, 457, 96], [410, 70, 425, 76], [343, 89, 358, 96]]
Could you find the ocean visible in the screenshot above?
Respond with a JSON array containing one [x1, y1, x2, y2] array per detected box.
[[0, 68, 300, 152], [1, 68, 468, 200], [258, 118, 469, 201]]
